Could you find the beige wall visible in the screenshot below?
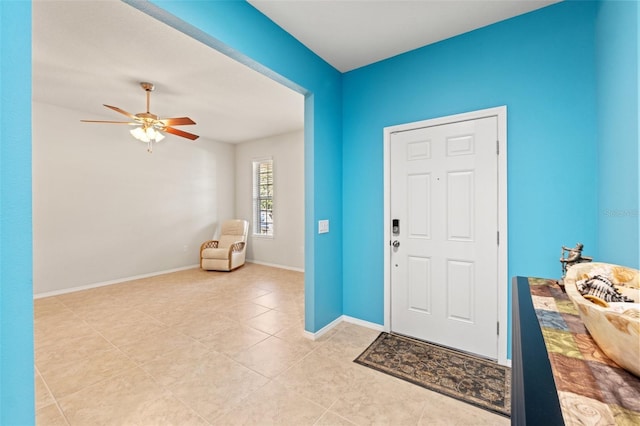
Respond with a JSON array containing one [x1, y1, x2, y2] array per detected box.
[[235, 131, 304, 270], [33, 102, 236, 295]]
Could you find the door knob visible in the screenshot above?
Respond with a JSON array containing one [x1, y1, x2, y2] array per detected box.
[[392, 240, 400, 248]]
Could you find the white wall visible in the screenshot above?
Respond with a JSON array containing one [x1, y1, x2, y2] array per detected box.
[[235, 131, 304, 270], [33, 102, 235, 294]]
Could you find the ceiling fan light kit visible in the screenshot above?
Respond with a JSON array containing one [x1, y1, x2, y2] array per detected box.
[[130, 125, 164, 145], [81, 82, 199, 153]]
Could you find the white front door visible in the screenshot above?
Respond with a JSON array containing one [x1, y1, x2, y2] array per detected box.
[[390, 116, 499, 360]]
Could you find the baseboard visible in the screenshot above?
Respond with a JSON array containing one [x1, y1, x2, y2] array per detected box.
[[33, 264, 200, 299], [342, 315, 385, 332], [303, 315, 344, 340], [34, 261, 302, 299], [303, 315, 384, 340], [302, 317, 511, 366], [246, 259, 304, 273]]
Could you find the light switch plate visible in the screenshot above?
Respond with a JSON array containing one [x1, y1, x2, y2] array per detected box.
[[318, 220, 329, 234]]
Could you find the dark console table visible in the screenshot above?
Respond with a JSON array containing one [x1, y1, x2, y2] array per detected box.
[[512, 276, 640, 425], [511, 276, 564, 425]]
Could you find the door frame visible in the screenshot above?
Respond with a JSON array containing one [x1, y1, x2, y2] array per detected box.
[[383, 106, 509, 366]]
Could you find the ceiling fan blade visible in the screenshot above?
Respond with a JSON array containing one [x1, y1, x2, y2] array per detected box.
[[163, 126, 199, 140], [103, 104, 139, 120], [159, 117, 196, 126], [80, 120, 136, 124]]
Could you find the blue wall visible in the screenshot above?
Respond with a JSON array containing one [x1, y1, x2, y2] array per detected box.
[[142, 0, 345, 332], [596, 0, 640, 268], [1, 0, 637, 421], [0, 1, 34, 424], [1, 0, 345, 420], [342, 1, 599, 331]]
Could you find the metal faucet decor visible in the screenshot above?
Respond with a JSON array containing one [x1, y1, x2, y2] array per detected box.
[[560, 243, 593, 279]]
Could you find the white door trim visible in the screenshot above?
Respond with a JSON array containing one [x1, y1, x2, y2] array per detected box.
[[383, 106, 509, 366]]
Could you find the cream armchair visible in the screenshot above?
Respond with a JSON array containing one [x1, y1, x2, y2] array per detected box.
[[200, 219, 249, 271]]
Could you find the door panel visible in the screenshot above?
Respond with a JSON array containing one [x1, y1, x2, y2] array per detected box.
[[447, 171, 474, 240], [390, 116, 498, 360], [408, 174, 431, 238], [408, 255, 431, 313], [447, 259, 474, 321]]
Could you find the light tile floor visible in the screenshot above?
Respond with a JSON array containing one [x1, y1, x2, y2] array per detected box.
[[35, 263, 509, 425]]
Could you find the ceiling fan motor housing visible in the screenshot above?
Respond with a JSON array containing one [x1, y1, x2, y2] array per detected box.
[[136, 112, 159, 121], [140, 82, 155, 92]]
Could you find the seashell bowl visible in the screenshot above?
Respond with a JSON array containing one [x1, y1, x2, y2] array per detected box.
[[564, 262, 640, 377]]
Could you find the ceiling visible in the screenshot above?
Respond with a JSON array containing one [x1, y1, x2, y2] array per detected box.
[[33, 0, 558, 144], [32, 1, 305, 144], [250, 0, 560, 73]]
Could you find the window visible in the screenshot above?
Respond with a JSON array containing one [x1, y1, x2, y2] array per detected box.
[[252, 158, 273, 236]]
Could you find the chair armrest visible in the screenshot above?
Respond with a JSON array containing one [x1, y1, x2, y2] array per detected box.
[[230, 241, 246, 253], [200, 240, 219, 252]]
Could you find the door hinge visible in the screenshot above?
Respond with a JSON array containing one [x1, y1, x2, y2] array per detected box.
[[497, 231, 500, 245], [497, 322, 500, 335], [496, 140, 499, 155]]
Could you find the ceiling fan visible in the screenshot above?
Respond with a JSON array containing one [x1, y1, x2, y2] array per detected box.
[[82, 82, 199, 152]]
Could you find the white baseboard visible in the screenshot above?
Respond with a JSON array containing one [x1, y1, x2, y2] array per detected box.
[[246, 259, 304, 273], [303, 315, 343, 340], [303, 316, 512, 366], [34, 261, 301, 299], [33, 264, 200, 299], [342, 315, 385, 331], [303, 315, 383, 340]]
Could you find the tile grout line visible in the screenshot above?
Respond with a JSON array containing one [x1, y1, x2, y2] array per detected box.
[[35, 365, 72, 426]]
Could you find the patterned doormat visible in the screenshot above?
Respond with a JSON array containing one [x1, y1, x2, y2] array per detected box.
[[354, 333, 511, 417]]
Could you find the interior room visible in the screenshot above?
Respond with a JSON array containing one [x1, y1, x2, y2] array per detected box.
[[32, 0, 305, 296], [1, 0, 638, 424]]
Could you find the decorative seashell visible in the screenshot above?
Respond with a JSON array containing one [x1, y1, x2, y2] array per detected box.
[[612, 266, 639, 288], [583, 294, 609, 307], [565, 262, 640, 378], [576, 275, 634, 303]]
